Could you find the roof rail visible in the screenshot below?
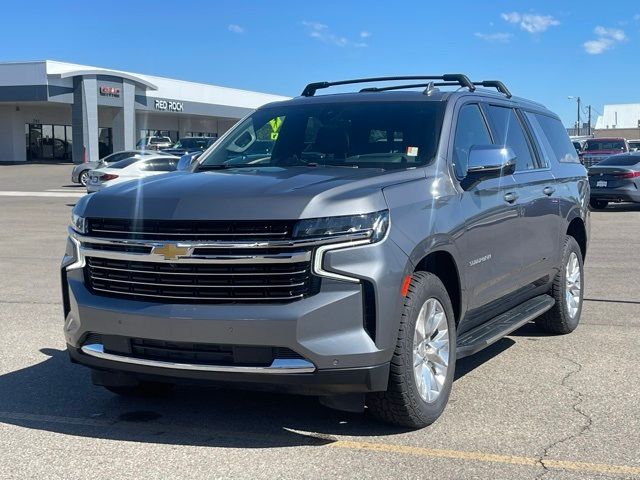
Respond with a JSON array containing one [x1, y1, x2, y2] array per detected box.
[[472, 80, 512, 98], [301, 74, 475, 97], [359, 81, 460, 93]]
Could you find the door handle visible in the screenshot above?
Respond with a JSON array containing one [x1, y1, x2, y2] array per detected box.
[[543, 186, 556, 196], [504, 192, 518, 203]]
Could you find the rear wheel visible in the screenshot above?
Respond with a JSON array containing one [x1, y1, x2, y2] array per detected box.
[[536, 236, 584, 334], [589, 199, 608, 210], [104, 381, 175, 398], [367, 272, 456, 428], [79, 170, 90, 187]]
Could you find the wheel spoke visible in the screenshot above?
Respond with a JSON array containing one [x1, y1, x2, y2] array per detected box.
[[412, 297, 450, 404]]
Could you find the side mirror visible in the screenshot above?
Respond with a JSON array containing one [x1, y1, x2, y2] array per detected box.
[[177, 153, 200, 172], [463, 145, 516, 188]]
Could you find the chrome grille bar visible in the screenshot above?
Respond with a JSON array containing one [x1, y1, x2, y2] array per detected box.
[[91, 287, 305, 302], [90, 275, 307, 289]]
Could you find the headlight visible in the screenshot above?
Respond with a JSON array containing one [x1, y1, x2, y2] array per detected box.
[[293, 210, 389, 242], [70, 212, 86, 234]]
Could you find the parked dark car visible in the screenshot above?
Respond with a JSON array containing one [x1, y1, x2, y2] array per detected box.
[[62, 74, 589, 428], [580, 138, 629, 167], [588, 152, 640, 209], [161, 137, 217, 156]]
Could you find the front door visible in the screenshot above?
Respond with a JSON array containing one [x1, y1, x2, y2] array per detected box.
[[450, 102, 523, 332]]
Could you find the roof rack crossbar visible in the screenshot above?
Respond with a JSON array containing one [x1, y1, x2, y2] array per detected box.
[[359, 82, 461, 93], [472, 81, 512, 98], [301, 74, 475, 97]]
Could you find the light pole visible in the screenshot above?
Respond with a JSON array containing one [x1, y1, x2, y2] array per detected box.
[[568, 96, 581, 136]]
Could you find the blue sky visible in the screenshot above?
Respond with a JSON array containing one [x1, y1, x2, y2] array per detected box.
[[0, 1, 638, 126]]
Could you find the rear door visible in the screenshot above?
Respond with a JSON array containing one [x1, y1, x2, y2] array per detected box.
[[453, 102, 523, 330], [483, 105, 561, 288]]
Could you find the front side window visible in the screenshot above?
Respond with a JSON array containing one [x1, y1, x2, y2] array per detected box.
[[197, 102, 445, 170], [485, 105, 537, 171], [452, 104, 492, 178]]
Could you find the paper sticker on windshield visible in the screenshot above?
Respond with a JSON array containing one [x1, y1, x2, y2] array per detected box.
[[407, 146, 419, 156]]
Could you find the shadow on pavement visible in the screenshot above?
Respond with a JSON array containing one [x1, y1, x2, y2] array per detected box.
[[0, 336, 516, 448]]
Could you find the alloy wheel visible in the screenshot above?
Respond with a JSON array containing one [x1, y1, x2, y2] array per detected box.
[[413, 298, 450, 403], [565, 252, 581, 319]]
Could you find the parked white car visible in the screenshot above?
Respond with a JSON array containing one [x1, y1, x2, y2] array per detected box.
[[86, 155, 179, 193]]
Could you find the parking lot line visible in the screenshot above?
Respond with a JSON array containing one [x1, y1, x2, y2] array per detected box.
[[330, 440, 640, 477], [1, 410, 638, 477], [0, 190, 84, 198]]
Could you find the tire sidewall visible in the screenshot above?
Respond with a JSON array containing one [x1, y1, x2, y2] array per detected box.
[[402, 274, 457, 425], [557, 238, 584, 330]]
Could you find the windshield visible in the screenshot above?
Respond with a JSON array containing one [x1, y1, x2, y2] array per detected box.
[[585, 140, 626, 151], [197, 102, 445, 170], [173, 138, 211, 149], [150, 137, 172, 144], [596, 154, 640, 166]]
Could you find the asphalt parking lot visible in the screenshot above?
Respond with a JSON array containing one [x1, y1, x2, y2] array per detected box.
[[0, 163, 638, 480]]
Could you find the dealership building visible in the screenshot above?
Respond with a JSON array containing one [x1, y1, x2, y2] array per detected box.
[[0, 60, 289, 163]]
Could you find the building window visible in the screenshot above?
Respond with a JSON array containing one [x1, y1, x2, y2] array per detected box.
[[25, 123, 73, 162]]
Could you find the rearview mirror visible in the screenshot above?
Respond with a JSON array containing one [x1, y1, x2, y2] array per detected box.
[[463, 145, 516, 189]]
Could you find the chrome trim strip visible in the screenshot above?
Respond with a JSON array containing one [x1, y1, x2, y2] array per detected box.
[[69, 227, 372, 249], [90, 287, 304, 301], [90, 229, 290, 237], [81, 247, 311, 264], [90, 275, 306, 289], [87, 263, 308, 276], [80, 344, 316, 373]]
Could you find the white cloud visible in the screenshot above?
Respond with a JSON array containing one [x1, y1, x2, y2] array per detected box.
[[501, 12, 560, 33], [228, 24, 245, 34], [302, 21, 368, 47], [474, 32, 513, 43], [583, 26, 626, 54]]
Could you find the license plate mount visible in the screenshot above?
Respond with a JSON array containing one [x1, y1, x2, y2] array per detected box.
[[596, 180, 608, 188]]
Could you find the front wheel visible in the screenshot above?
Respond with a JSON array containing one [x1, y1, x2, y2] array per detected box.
[[367, 272, 456, 428], [590, 199, 608, 210]]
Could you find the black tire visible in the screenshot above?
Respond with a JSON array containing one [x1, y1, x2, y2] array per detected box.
[[367, 272, 456, 429], [589, 199, 608, 210], [536, 236, 584, 334], [104, 381, 175, 398], [79, 170, 90, 187]]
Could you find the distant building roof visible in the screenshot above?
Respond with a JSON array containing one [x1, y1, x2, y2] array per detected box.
[[595, 103, 640, 130]]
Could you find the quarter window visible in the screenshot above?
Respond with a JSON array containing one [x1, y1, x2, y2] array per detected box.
[[532, 113, 580, 164], [452, 104, 493, 178], [485, 105, 537, 171]]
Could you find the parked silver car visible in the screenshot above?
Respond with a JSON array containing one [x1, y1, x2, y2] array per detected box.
[[71, 150, 170, 186]]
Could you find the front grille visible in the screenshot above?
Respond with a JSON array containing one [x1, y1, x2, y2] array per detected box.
[[85, 257, 317, 303], [87, 218, 296, 240]]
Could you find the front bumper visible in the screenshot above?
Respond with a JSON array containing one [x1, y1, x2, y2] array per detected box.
[[61, 230, 408, 394]]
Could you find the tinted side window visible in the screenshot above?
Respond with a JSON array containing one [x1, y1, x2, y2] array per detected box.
[[534, 114, 580, 163], [453, 104, 492, 178], [485, 105, 537, 171]]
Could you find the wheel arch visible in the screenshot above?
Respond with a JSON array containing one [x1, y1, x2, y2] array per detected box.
[[413, 249, 462, 326], [566, 217, 587, 261]]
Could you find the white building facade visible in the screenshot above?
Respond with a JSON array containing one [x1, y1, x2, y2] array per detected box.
[[0, 60, 289, 163], [594, 103, 640, 140]]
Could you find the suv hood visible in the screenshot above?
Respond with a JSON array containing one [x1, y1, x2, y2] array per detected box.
[[77, 166, 425, 220]]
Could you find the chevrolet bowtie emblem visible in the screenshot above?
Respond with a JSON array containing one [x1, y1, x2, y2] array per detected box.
[[152, 243, 190, 260]]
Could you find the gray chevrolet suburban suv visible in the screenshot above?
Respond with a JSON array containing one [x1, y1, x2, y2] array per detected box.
[[62, 75, 589, 428]]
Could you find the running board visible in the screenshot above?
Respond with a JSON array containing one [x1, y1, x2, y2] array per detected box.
[[457, 294, 555, 358]]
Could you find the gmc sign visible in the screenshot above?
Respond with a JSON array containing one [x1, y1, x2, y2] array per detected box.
[[99, 86, 120, 97]]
